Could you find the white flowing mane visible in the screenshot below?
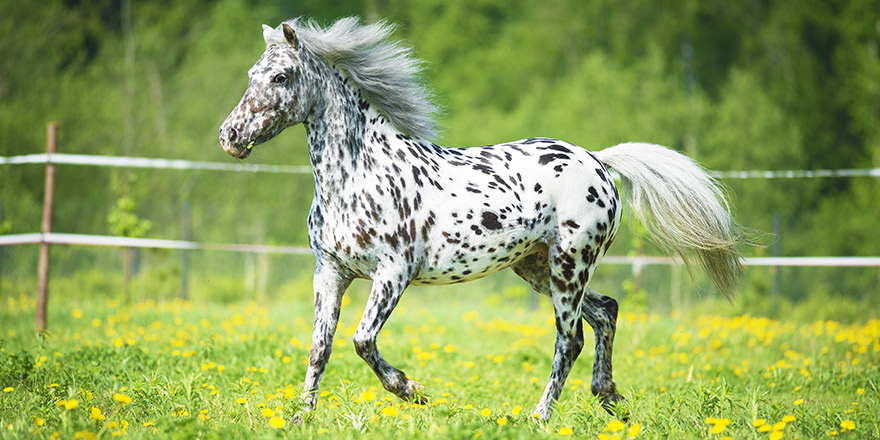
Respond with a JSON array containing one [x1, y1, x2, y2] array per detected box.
[[265, 17, 438, 140]]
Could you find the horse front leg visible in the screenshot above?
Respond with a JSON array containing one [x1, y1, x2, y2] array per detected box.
[[297, 262, 352, 420], [352, 269, 424, 402]]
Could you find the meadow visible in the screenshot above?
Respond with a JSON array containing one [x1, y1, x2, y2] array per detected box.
[[1, 285, 877, 439]]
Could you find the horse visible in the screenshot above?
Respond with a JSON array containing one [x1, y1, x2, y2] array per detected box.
[[219, 17, 745, 421]]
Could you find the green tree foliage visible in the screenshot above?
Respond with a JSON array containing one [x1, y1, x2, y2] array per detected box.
[[0, 0, 877, 300]]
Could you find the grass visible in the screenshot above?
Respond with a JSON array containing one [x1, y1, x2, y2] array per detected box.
[[0, 287, 877, 439]]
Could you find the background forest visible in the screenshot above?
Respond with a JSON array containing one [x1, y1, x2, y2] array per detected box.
[[1, 0, 878, 319]]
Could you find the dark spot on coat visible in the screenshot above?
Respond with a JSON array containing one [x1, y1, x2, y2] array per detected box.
[[538, 153, 569, 165], [481, 211, 503, 230]]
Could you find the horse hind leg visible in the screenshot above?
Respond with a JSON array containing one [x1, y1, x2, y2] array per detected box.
[[582, 286, 627, 416], [526, 245, 591, 420], [513, 246, 625, 419], [352, 270, 425, 403]]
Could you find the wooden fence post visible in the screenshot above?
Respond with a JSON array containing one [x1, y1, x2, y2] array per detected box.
[[36, 122, 58, 335]]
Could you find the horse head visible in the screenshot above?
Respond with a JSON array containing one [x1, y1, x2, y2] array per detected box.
[[220, 24, 313, 158]]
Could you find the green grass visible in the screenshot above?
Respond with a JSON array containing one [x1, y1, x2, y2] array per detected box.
[[1, 288, 877, 439]]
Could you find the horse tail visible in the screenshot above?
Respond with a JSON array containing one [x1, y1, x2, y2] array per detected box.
[[595, 142, 745, 300]]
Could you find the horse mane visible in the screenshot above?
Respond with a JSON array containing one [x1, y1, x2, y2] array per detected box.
[[265, 17, 438, 140]]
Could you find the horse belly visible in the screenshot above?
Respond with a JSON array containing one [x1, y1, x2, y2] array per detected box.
[[411, 229, 539, 286]]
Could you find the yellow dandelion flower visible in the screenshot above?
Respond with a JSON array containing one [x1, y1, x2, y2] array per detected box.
[[839, 420, 855, 431], [511, 405, 522, 416], [317, 428, 329, 434], [628, 423, 642, 437], [112, 393, 131, 404], [794, 399, 803, 405], [360, 390, 377, 402], [773, 421, 786, 431], [711, 423, 727, 434], [34, 417, 45, 427], [269, 416, 285, 429], [856, 388, 865, 395], [605, 419, 625, 432], [89, 407, 105, 421], [380, 406, 399, 417], [557, 426, 574, 436], [480, 408, 491, 417], [73, 430, 96, 440], [236, 398, 247, 404], [2, 387, 12, 393], [261, 408, 275, 418], [65, 399, 79, 410], [496, 418, 507, 426], [143, 422, 154, 427], [782, 415, 795, 423], [769, 431, 783, 440], [758, 424, 772, 432], [754, 419, 766, 427]]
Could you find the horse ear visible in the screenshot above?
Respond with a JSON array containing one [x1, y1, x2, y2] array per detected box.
[[262, 24, 277, 46], [282, 24, 299, 48]]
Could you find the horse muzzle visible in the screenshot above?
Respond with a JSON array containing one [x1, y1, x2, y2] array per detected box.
[[219, 125, 254, 159]]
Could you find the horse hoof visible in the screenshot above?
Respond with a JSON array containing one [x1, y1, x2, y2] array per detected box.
[[525, 408, 549, 424], [405, 379, 428, 404], [405, 379, 423, 394], [601, 393, 629, 421]]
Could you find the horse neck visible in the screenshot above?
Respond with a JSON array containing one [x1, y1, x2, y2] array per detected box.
[[303, 61, 414, 202], [302, 59, 364, 195]]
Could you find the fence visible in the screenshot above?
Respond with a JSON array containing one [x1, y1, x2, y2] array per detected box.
[[2, 124, 879, 333]]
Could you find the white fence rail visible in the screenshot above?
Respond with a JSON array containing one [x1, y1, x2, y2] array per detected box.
[[3, 152, 879, 179], [0, 152, 311, 174], [2, 233, 879, 267], [0, 232, 311, 255]]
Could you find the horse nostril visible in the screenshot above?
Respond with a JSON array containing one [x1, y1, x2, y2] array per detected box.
[[227, 127, 238, 142]]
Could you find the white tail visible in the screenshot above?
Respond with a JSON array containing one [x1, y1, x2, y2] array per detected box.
[[596, 142, 744, 300]]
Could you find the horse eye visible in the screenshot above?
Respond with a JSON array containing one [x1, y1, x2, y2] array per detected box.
[[272, 73, 287, 84]]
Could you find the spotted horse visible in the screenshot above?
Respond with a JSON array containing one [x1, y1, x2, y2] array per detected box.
[[220, 17, 746, 422]]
